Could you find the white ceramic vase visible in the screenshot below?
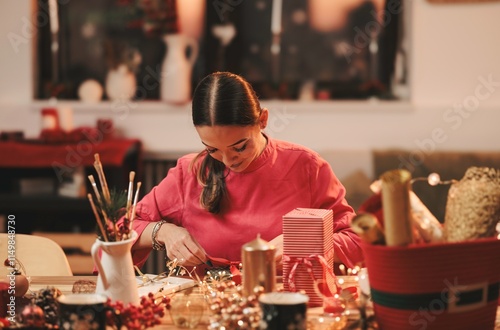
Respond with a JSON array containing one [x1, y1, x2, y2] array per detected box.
[[91, 230, 139, 305], [105, 64, 136, 102], [160, 34, 199, 104]]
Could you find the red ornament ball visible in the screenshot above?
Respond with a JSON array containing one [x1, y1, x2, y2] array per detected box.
[[19, 304, 45, 328]]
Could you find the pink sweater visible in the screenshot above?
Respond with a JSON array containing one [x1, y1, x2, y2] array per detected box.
[[131, 137, 363, 268]]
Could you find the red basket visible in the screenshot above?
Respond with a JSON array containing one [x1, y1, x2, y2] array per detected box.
[[362, 237, 500, 330]]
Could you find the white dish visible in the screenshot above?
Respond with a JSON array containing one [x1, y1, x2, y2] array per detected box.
[[136, 275, 196, 297]]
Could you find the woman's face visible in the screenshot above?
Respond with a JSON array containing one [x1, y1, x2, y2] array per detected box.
[[195, 124, 266, 172]]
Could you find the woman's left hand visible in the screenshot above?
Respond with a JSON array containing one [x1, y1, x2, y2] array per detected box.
[[269, 234, 283, 268]]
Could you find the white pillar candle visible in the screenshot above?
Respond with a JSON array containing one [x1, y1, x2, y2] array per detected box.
[[41, 108, 59, 130], [42, 114, 58, 130], [48, 0, 59, 33], [58, 106, 74, 132], [271, 0, 283, 35], [176, 0, 206, 40], [308, 0, 364, 32]]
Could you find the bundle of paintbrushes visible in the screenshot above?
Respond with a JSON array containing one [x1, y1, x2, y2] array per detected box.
[[87, 153, 141, 242]]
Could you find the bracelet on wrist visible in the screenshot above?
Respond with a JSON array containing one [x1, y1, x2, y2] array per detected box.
[[152, 220, 167, 251]]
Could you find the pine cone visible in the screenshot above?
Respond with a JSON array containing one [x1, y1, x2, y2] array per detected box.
[[33, 287, 63, 326]]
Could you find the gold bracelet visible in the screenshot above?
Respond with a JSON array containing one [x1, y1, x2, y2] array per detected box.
[[152, 220, 167, 251]]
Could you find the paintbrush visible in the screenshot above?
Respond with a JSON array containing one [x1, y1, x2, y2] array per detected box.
[[94, 153, 111, 204], [87, 193, 109, 241]]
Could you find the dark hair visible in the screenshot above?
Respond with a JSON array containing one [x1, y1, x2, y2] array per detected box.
[[190, 72, 262, 214]]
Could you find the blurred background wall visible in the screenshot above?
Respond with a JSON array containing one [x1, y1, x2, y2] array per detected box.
[[1, 0, 499, 181]]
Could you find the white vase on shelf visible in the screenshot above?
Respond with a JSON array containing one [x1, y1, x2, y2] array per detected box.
[[78, 79, 103, 103], [160, 34, 199, 105], [105, 64, 136, 102]]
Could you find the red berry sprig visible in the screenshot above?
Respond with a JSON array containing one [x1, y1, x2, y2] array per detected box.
[[120, 217, 131, 238], [3, 257, 26, 275], [105, 293, 171, 330]]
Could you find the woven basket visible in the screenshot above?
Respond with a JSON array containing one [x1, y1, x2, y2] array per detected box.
[[362, 238, 500, 330]]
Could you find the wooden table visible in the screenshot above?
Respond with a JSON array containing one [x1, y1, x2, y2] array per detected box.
[[27, 276, 351, 329], [28, 276, 500, 329]]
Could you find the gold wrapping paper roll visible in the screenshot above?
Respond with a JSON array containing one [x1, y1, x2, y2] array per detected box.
[[380, 169, 414, 246], [370, 179, 443, 243], [409, 190, 443, 242]]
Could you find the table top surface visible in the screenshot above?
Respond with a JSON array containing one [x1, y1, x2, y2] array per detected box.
[[27, 275, 361, 329], [28, 276, 198, 329], [27, 275, 500, 330]]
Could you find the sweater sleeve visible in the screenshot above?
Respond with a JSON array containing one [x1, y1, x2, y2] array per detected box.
[[129, 159, 186, 267], [310, 157, 364, 269]]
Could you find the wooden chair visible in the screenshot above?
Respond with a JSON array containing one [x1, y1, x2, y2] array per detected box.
[[31, 231, 96, 275], [0, 233, 73, 276]]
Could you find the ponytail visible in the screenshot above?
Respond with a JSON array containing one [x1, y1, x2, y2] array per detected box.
[[191, 151, 227, 214]]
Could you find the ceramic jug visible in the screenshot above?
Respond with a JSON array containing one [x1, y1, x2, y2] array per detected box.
[[91, 230, 139, 305], [160, 34, 199, 104], [105, 64, 136, 102]]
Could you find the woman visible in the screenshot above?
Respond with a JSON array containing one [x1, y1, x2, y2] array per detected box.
[[131, 72, 363, 271]]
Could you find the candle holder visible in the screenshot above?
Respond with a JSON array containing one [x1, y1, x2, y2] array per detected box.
[[169, 290, 207, 329], [308, 314, 348, 330]]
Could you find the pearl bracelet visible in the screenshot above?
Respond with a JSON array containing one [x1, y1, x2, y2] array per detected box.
[[152, 220, 167, 251]]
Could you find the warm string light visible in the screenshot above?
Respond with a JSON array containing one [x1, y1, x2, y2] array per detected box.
[[335, 265, 375, 328], [410, 172, 457, 186], [371, 172, 457, 193], [137, 260, 375, 329], [338, 264, 363, 277], [135, 259, 258, 329], [137, 259, 197, 288], [143, 262, 261, 329]]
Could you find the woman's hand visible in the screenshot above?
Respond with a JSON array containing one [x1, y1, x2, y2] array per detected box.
[[156, 223, 207, 267], [269, 234, 283, 269]]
